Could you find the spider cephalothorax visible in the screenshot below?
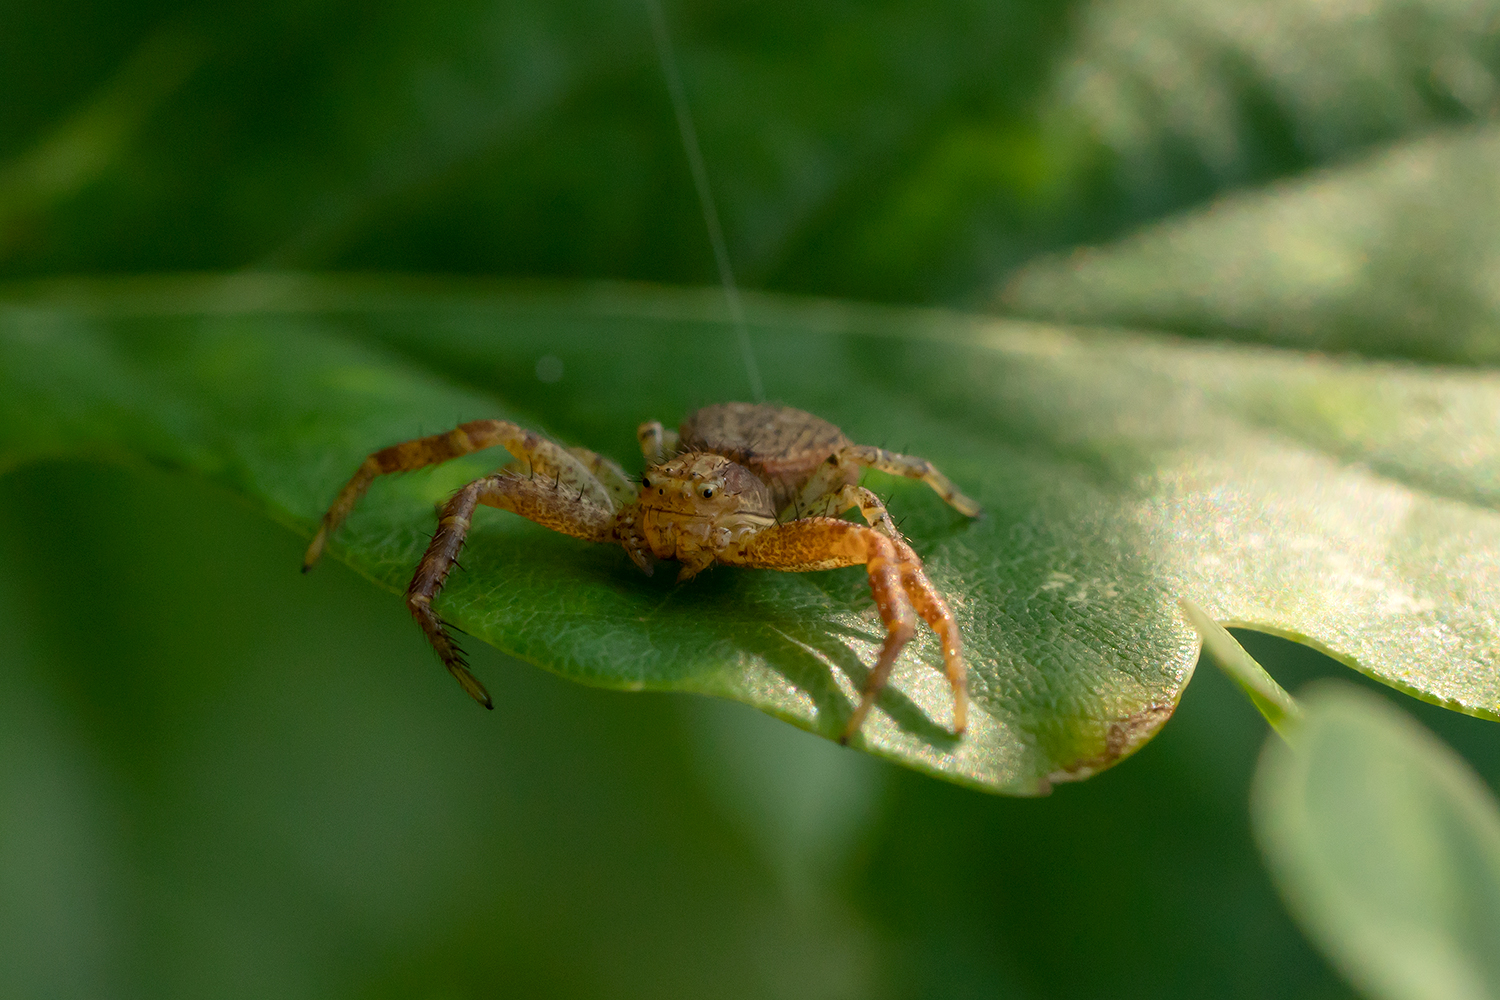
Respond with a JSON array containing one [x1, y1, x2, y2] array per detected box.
[[304, 403, 980, 742], [621, 452, 775, 578]]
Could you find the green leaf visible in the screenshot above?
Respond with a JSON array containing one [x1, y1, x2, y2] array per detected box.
[[1, 273, 1498, 793], [0, 25, 205, 257], [1001, 125, 1500, 365], [1044, 0, 1500, 188], [1253, 683, 1500, 1000], [0, 0, 1072, 302]]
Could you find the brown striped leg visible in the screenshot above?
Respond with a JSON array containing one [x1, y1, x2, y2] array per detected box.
[[831, 483, 902, 540], [304, 419, 612, 571], [843, 444, 982, 517], [407, 472, 617, 707], [565, 446, 636, 506], [407, 480, 490, 706], [636, 420, 679, 464], [497, 444, 636, 507]]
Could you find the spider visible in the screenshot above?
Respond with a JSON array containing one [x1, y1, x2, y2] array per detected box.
[[302, 402, 981, 742]]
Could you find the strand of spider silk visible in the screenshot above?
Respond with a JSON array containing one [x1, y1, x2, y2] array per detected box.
[[643, 0, 765, 404]]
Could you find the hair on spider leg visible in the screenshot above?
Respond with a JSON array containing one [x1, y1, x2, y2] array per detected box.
[[420, 604, 463, 643], [437, 642, 495, 711]]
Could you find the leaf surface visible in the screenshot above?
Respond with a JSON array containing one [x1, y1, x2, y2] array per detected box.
[[1002, 125, 1500, 365], [1253, 683, 1500, 1000], [1, 274, 1497, 792]]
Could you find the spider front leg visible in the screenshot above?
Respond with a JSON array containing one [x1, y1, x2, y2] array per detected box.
[[304, 419, 612, 570], [408, 471, 617, 707], [730, 516, 965, 742]]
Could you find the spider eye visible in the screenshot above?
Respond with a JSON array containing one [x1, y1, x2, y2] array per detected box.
[[640, 476, 651, 489], [702, 487, 715, 499]]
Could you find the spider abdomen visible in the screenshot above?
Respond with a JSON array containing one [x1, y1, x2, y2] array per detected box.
[[679, 402, 852, 510]]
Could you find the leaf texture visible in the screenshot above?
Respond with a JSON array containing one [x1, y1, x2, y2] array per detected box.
[[1, 274, 1496, 792]]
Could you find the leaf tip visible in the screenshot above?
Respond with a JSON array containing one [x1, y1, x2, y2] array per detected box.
[[1047, 699, 1180, 787]]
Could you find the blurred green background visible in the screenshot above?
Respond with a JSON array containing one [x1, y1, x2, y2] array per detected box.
[[3, 0, 1500, 996]]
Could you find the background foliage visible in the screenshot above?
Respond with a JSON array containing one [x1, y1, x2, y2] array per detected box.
[[2, 0, 1499, 997]]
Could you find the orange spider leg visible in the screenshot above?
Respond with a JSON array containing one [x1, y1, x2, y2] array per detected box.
[[894, 552, 966, 735], [832, 484, 967, 735], [732, 516, 950, 743]]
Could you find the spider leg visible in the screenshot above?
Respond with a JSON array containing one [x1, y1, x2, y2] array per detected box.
[[837, 485, 968, 737], [305, 419, 613, 570], [777, 455, 857, 523], [727, 516, 961, 742], [566, 446, 636, 505], [407, 472, 616, 707], [498, 444, 636, 505], [832, 485, 969, 736], [840, 485, 966, 734], [636, 420, 680, 464], [900, 559, 966, 735], [830, 483, 901, 539], [842, 444, 982, 517], [844, 536, 917, 743]]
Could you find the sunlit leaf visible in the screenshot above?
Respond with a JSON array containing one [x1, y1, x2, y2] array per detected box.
[[2, 274, 1497, 792], [1254, 683, 1500, 1000], [1002, 125, 1500, 365]]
